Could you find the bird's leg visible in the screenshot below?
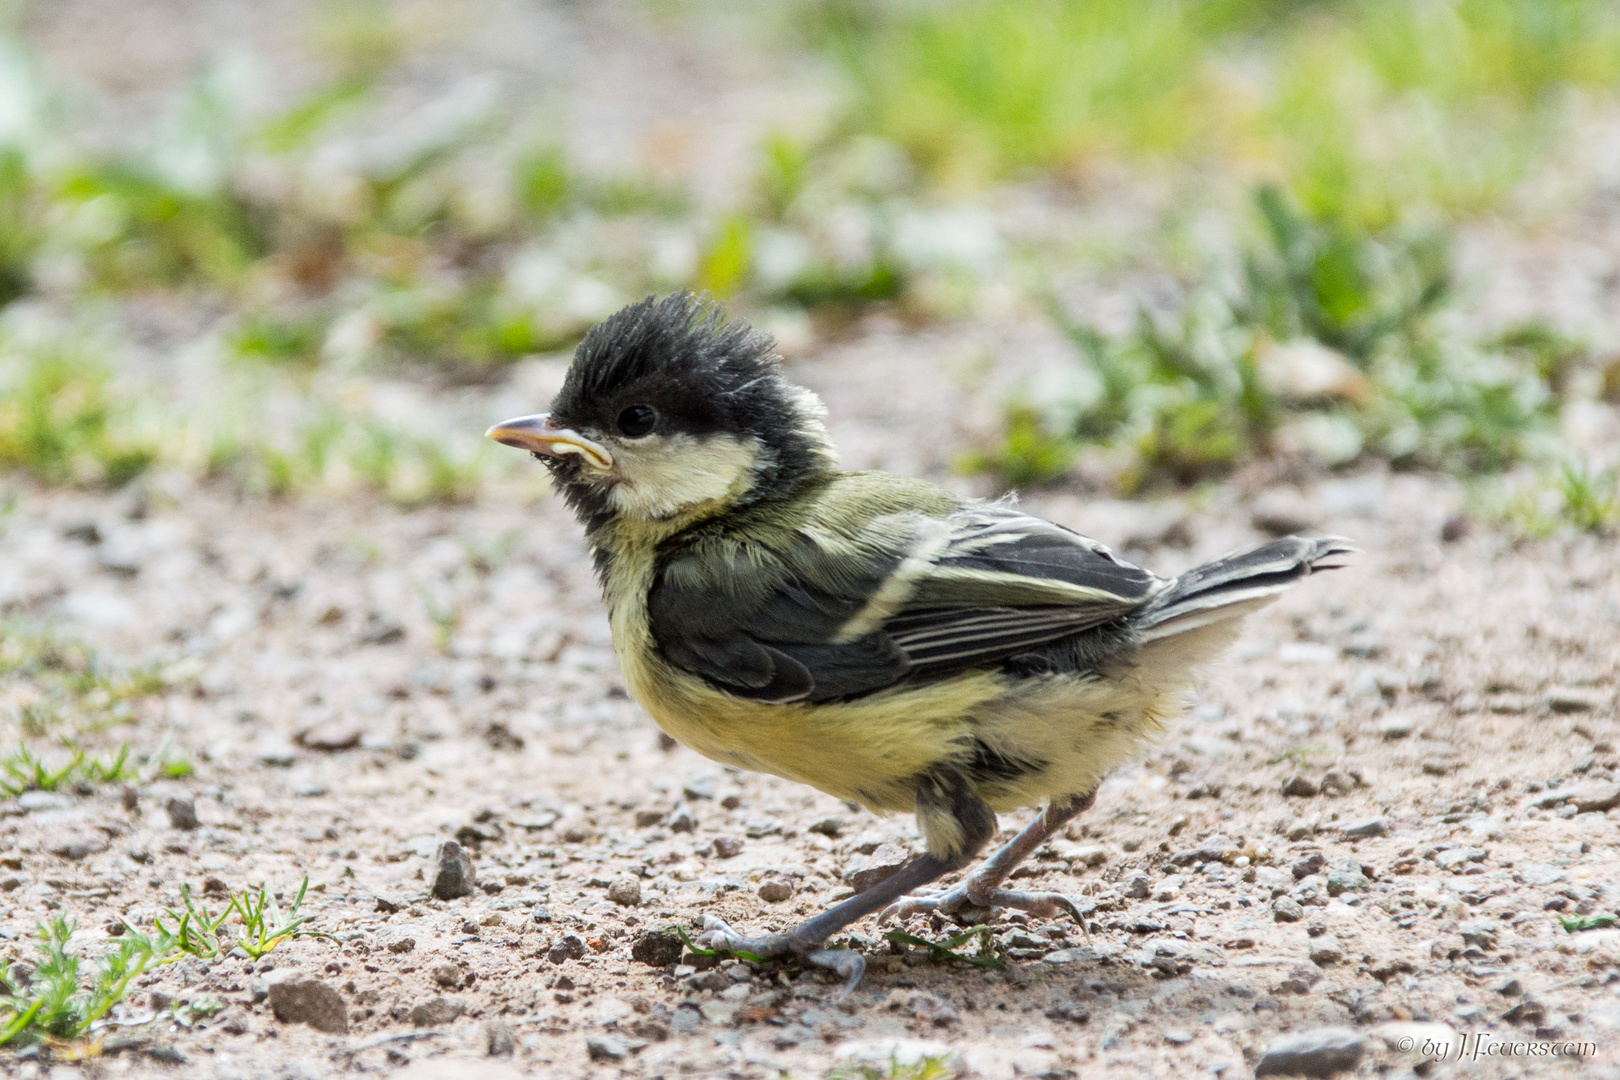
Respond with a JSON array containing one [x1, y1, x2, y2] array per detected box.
[[699, 771, 996, 997], [879, 788, 1098, 926], [697, 852, 963, 997]]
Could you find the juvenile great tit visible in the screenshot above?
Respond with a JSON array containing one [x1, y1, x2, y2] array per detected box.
[[487, 292, 1352, 991]]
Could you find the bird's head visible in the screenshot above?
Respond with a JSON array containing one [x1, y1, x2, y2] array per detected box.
[[487, 293, 837, 526]]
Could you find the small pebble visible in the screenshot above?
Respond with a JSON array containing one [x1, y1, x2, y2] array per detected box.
[[607, 874, 642, 907], [165, 797, 199, 831], [758, 879, 794, 902], [1254, 1027, 1364, 1078], [432, 841, 477, 900]]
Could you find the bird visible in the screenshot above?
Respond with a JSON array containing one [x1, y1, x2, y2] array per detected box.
[[486, 292, 1353, 993]]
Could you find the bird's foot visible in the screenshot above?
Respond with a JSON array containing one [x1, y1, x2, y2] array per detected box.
[[695, 915, 866, 998], [880, 884, 1094, 932]]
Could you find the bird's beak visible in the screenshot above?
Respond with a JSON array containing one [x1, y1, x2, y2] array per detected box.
[[485, 413, 613, 470]]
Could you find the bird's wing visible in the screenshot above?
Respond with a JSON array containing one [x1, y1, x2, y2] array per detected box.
[[647, 500, 1165, 705]]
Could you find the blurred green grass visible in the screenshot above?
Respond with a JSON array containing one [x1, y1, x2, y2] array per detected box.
[[0, 1, 1615, 526]]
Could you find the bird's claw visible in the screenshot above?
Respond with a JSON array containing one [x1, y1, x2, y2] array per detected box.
[[880, 885, 1095, 933], [695, 916, 866, 998]]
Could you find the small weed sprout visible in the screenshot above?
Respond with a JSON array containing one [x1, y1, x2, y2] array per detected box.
[[0, 877, 328, 1046], [230, 877, 332, 960]]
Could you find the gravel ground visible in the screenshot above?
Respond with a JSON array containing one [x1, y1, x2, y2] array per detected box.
[[4, 2, 1620, 1077], [1, 403, 1619, 1079]]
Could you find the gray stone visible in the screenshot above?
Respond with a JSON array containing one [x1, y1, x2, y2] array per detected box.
[[408, 997, 463, 1027], [165, 797, 199, 831], [432, 840, 476, 900], [1519, 863, 1565, 886], [1254, 1027, 1364, 1078], [1124, 874, 1151, 899], [431, 962, 462, 988], [1341, 817, 1386, 839], [712, 835, 744, 858], [1272, 896, 1305, 923], [268, 979, 348, 1034], [1458, 920, 1499, 950], [1572, 783, 1620, 814], [607, 874, 642, 907], [1434, 847, 1485, 871], [1325, 860, 1369, 896]]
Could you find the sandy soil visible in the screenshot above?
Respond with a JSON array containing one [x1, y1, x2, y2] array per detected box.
[[3, 2, 1620, 1077], [1, 406, 1618, 1079]]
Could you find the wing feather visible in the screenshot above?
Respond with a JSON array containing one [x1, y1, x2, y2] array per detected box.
[[646, 494, 1163, 704]]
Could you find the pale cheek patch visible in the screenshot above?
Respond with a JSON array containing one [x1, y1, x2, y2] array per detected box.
[[606, 433, 765, 520]]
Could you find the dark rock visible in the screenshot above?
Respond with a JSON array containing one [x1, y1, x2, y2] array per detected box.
[[1309, 945, 1344, 965], [808, 817, 846, 837], [373, 893, 407, 915], [1254, 1027, 1364, 1078], [268, 978, 348, 1034], [299, 722, 363, 752], [1291, 852, 1326, 880], [359, 614, 406, 646], [1281, 776, 1319, 798], [634, 809, 664, 828], [1124, 874, 1151, 899], [548, 933, 588, 964], [1277, 963, 1323, 995], [1341, 817, 1386, 839], [408, 997, 463, 1027], [630, 931, 684, 967], [844, 843, 910, 891], [712, 835, 744, 858], [431, 962, 463, 988], [586, 1034, 644, 1062], [165, 797, 199, 830], [681, 776, 717, 800], [47, 832, 109, 860], [455, 821, 504, 847], [485, 1020, 515, 1057], [663, 804, 695, 833], [432, 841, 476, 900], [758, 879, 794, 902]]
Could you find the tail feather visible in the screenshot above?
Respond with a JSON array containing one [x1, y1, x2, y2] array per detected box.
[[1134, 536, 1356, 644]]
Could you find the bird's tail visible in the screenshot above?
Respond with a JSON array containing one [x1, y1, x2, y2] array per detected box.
[[1134, 536, 1356, 645]]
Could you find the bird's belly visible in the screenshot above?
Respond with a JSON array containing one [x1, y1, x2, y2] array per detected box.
[[964, 670, 1175, 813], [621, 641, 1175, 817], [624, 654, 1002, 812]]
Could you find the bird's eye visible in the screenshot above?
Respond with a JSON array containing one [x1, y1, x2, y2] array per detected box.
[[616, 405, 657, 438]]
